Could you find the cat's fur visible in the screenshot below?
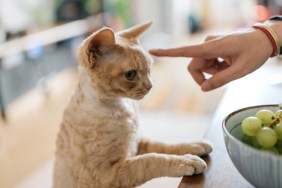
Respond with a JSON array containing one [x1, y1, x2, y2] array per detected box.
[[52, 22, 212, 188]]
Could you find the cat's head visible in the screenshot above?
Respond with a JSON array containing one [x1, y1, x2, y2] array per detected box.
[[77, 22, 153, 100]]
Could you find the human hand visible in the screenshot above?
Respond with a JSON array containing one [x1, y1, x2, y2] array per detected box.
[[150, 28, 274, 91]]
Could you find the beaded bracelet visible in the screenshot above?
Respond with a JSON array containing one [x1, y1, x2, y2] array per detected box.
[[252, 23, 281, 57]]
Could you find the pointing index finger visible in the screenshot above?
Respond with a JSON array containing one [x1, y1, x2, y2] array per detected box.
[[149, 45, 200, 57], [149, 35, 228, 58]]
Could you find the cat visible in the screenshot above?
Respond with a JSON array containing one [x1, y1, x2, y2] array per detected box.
[[52, 21, 213, 188]]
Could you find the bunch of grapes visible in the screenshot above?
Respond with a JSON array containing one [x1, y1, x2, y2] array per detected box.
[[241, 107, 282, 155]]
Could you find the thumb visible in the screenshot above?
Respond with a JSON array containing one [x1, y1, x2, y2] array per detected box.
[[200, 59, 246, 91]]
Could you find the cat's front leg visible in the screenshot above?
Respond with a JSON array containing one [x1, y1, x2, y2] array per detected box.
[[113, 153, 206, 187], [138, 138, 213, 156]]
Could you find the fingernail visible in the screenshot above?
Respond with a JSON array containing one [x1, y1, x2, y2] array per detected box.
[[201, 82, 211, 91]]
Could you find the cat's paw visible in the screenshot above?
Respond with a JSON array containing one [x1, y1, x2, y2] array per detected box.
[[177, 154, 207, 176], [181, 140, 213, 156], [193, 140, 213, 156]]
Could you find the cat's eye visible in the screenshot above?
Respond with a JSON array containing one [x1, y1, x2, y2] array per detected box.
[[124, 70, 137, 81]]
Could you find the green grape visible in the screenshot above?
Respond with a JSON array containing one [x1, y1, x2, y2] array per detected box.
[[276, 140, 282, 147], [255, 109, 275, 126], [241, 116, 262, 136], [261, 147, 279, 155], [256, 127, 278, 148], [275, 140, 282, 154], [251, 136, 261, 149], [276, 145, 282, 154], [276, 110, 282, 117], [274, 123, 282, 140], [242, 135, 252, 146], [242, 135, 261, 148]]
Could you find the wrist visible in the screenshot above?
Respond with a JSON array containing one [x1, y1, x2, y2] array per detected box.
[[264, 20, 282, 44], [252, 28, 273, 57], [253, 22, 281, 57]]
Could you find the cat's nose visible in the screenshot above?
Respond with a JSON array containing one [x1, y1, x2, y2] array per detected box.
[[146, 84, 152, 91]]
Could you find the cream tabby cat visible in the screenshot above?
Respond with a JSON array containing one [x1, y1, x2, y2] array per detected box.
[[53, 22, 212, 188]]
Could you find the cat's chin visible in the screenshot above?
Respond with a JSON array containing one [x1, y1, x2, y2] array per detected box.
[[134, 96, 145, 100]]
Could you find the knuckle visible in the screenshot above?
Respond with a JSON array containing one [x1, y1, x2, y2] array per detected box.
[[187, 64, 193, 72], [207, 79, 223, 90], [204, 35, 221, 42], [187, 62, 199, 75], [231, 64, 247, 78], [204, 35, 214, 42]]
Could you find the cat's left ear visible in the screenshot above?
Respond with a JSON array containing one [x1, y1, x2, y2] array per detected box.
[[87, 27, 115, 57], [118, 21, 152, 42]]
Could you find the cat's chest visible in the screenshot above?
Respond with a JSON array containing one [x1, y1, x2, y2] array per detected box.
[[71, 98, 139, 127], [105, 99, 139, 132], [64, 95, 140, 139], [110, 99, 137, 119]]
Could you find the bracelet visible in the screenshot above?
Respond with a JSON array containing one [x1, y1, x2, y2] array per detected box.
[[269, 16, 282, 55], [252, 23, 281, 57]]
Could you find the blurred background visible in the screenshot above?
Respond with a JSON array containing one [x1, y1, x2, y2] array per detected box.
[[0, 0, 281, 187]]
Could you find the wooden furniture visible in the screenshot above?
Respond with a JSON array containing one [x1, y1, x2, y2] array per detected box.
[[178, 65, 282, 188]]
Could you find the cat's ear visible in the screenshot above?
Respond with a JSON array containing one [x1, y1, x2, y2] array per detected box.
[[118, 21, 152, 41], [87, 27, 115, 57]]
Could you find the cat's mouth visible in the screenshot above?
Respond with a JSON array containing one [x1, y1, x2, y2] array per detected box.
[[133, 90, 150, 99]]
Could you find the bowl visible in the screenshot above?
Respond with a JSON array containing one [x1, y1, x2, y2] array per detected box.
[[223, 104, 282, 188]]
